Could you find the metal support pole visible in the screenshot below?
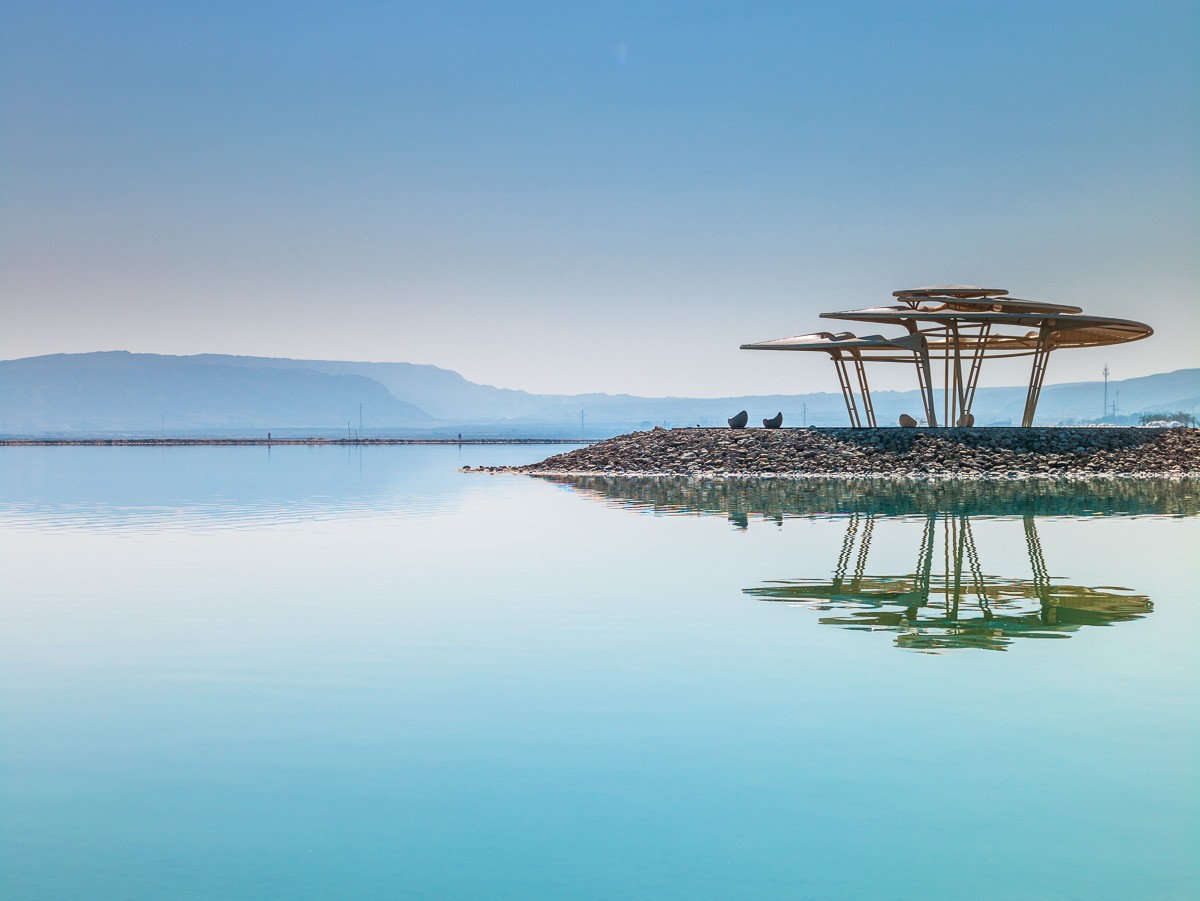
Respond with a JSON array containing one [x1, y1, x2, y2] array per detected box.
[[1021, 325, 1052, 427], [851, 353, 877, 428], [949, 322, 966, 425], [963, 323, 990, 417], [913, 357, 929, 424], [943, 333, 950, 429], [831, 353, 862, 428], [914, 343, 938, 427]]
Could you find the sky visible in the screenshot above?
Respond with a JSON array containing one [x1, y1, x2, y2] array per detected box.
[[1, 0, 1196, 397]]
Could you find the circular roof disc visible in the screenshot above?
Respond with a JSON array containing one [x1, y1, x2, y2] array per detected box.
[[893, 285, 1008, 299], [820, 308, 1153, 348]]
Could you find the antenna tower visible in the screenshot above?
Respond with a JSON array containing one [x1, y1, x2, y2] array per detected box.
[[1103, 365, 1110, 420]]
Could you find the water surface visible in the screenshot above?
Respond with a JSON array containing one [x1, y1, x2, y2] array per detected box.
[[1, 447, 1197, 899]]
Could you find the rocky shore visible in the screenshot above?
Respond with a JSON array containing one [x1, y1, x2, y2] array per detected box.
[[473, 426, 1200, 479]]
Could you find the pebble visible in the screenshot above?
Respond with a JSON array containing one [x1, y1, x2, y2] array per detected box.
[[473, 426, 1200, 480]]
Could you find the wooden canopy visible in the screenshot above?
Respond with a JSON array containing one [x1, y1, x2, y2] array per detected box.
[[741, 285, 1153, 427]]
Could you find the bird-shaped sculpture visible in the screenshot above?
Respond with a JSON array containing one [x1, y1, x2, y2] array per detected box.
[[762, 412, 783, 429], [727, 410, 749, 429]]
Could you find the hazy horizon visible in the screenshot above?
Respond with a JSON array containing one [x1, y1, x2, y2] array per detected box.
[[4, 347, 1198, 399], [3, 1, 1196, 396]]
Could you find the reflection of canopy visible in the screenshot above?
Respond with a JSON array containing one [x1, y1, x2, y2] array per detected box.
[[745, 512, 1151, 652], [741, 285, 1153, 427]]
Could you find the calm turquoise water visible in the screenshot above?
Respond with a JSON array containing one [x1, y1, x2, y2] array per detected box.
[[1, 446, 1197, 899]]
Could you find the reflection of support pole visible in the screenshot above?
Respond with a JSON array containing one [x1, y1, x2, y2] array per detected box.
[[913, 514, 936, 602], [833, 514, 860, 590], [1023, 516, 1052, 621], [905, 513, 937, 621], [942, 513, 953, 616], [1022, 326, 1052, 427], [851, 353, 877, 427], [1024, 516, 1048, 593], [851, 515, 874, 589], [832, 353, 862, 428], [950, 515, 966, 619], [962, 517, 991, 619]]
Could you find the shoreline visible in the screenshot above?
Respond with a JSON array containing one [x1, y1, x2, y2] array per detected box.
[[504, 469, 1197, 481], [0, 438, 594, 447], [469, 426, 1200, 481]]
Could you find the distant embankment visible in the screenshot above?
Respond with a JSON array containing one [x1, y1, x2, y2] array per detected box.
[[474, 426, 1200, 479], [0, 438, 593, 447]]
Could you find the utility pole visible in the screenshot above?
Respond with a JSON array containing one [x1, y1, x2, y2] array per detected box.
[[580, 410, 585, 437], [359, 403, 363, 435], [1103, 364, 1109, 420], [802, 402, 808, 426]]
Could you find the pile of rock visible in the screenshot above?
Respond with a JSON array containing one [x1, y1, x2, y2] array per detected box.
[[474, 426, 1200, 479]]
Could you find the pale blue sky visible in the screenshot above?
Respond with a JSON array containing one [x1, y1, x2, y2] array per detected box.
[[2, 1, 1196, 395]]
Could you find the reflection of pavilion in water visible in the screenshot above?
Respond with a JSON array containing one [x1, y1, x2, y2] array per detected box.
[[746, 512, 1151, 652], [538, 475, 1172, 653]]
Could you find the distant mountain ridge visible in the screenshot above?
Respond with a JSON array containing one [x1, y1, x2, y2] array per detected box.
[[1, 351, 1197, 436], [0, 352, 434, 433]]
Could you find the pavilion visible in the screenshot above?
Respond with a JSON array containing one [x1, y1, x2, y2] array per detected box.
[[740, 285, 1152, 427]]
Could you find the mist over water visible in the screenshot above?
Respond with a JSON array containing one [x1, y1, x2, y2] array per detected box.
[[1, 447, 1197, 898]]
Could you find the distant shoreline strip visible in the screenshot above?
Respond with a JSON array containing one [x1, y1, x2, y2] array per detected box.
[[0, 438, 595, 447]]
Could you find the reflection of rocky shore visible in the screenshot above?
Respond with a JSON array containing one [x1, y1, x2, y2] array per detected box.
[[540, 474, 1200, 519], [484, 426, 1200, 479], [746, 513, 1151, 652]]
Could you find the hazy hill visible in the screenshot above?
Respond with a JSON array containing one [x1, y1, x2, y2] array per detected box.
[[185, 354, 545, 421], [1, 351, 1197, 435], [176, 354, 1200, 428], [0, 352, 433, 433]]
